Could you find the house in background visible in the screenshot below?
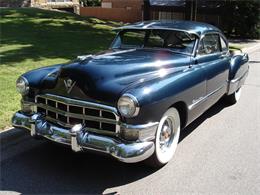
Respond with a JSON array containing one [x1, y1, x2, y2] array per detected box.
[[144, 0, 224, 28], [80, 0, 143, 23], [80, 0, 223, 26], [1, 0, 256, 38], [31, 0, 80, 14]]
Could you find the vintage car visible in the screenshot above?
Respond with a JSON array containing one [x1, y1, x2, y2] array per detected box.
[[12, 20, 249, 167]]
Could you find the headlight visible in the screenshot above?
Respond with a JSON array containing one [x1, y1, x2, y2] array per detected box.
[[117, 94, 139, 118], [16, 76, 29, 95]]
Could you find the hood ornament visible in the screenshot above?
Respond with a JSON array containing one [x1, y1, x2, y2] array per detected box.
[[64, 79, 76, 94], [77, 54, 93, 61]]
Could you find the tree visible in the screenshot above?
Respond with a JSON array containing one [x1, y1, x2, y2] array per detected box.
[[222, 0, 259, 38]]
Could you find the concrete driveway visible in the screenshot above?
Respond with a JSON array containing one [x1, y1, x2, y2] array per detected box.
[[1, 48, 260, 195]]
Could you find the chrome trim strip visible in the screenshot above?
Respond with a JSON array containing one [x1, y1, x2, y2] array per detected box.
[[121, 122, 159, 130], [36, 94, 119, 114], [121, 122, 159, 141], [188, 85, 225, 110], [114, 27, 200, 37], [195, 32, 228, 57], [230, 70, 249, 83]]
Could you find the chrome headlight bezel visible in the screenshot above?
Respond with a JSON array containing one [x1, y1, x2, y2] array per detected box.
[[16, 76, 29, 95], [117, 93, 140, 118]]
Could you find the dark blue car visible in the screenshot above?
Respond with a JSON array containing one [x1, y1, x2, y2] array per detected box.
[[12, 20, 249, 167]]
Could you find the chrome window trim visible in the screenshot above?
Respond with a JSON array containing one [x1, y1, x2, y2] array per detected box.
[[195, 32, 225, 57], [111, 28, 198, 56], [219, 34, 230, 55], [114, 27, 200, 37]]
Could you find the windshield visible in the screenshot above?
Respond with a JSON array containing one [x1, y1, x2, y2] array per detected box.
[[111, 29, 197, 55]]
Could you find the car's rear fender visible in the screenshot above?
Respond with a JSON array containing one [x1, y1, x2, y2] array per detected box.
[[229, 52, 249, 80], [227, 52, 249, 95]]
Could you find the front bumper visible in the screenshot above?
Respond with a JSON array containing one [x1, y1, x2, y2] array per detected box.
[[12, 112, 157, 163]]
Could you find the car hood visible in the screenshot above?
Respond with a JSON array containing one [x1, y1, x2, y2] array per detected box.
[[27, 49, 191, 104]]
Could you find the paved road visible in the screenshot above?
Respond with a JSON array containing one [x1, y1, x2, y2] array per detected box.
[[1, 49, 260, 195]]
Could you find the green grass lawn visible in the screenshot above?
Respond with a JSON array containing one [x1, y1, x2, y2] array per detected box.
[[0, 8, 119, 130]]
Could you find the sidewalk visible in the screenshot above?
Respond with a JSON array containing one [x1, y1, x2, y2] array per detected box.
[[229, 39, 260, 53]]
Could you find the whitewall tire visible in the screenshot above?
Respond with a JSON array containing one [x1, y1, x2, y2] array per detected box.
[[226, 88, 242, 104], [146, 107, 180, 167]]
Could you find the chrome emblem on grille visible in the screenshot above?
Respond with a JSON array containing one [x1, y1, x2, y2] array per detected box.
[[64, 79, 76, 94]]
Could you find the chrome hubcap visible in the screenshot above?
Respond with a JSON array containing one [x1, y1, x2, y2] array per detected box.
[[159, 118, 174, 152]]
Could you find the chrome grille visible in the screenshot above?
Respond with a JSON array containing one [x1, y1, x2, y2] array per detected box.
[[35, 94, 119, 135]]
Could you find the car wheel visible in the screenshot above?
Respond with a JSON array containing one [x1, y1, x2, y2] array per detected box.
[[145, 107, 180, 168], [226, 88, 242, 104]]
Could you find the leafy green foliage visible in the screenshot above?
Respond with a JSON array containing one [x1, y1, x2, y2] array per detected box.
[[222, 0, 259, 38]]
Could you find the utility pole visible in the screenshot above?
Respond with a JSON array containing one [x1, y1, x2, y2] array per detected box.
[[193, 0, 197, 21], [185, 0, 198, 21], [185, 0, 192, 20], [143, 0, 150, 21]]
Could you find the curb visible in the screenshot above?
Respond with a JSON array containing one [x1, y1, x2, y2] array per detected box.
[[0, 127, 14, 134]]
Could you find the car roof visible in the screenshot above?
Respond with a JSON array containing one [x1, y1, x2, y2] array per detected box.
[[116, 20, 221, 37]]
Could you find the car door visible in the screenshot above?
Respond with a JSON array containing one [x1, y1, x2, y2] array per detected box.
[[195, 33, 230, 108]]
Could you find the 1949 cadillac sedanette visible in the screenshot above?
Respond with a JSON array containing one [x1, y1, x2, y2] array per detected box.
[[12, 20, 249, 167]]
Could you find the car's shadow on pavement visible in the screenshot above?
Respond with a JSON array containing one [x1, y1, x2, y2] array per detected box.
[[0, 98, 231, 194], [180, 98, 231, 142]]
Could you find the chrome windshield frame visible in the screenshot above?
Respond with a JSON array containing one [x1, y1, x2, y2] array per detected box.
[[110, 28, 199, 56]]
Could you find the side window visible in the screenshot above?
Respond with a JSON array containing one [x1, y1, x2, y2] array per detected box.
[[220, 36, 228, 52], [198, 34, 221, 55]]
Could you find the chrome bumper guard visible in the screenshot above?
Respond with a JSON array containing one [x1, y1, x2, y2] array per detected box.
[[12, 112, 157, 163]]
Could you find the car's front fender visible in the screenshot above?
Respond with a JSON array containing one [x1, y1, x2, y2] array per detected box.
[[123, 65, 205, 126]]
